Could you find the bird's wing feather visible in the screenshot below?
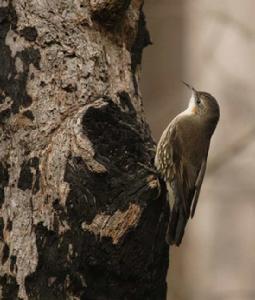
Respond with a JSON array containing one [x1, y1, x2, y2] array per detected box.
[[155, 121, 190, 215], [190, 155, 208, 218]]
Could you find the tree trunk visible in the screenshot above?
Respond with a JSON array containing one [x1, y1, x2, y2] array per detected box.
[[0, 1, 169, 299]]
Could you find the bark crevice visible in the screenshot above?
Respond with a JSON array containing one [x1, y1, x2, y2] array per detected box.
[[90, 0, 132, 27]]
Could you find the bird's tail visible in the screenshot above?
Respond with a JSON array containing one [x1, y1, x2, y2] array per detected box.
[[166, 207, 188, 246]]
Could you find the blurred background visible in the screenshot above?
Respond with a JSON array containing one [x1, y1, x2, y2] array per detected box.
[[141, 1, 255, 300]]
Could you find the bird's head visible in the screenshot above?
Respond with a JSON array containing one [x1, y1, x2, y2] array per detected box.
[[182, 81, 220, 136]]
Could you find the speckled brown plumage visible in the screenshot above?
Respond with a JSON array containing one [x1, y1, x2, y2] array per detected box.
[[155, 87, 220, 246]]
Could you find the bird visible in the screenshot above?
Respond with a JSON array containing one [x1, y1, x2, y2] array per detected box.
[[155, 82, 220, 246]]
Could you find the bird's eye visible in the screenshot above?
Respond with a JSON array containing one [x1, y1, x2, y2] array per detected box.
[[196, 98, 201, 105]]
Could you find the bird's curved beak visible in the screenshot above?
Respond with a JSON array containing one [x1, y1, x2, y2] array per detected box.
[[182, 81, 199, 113], [182, 81, 197, 95]]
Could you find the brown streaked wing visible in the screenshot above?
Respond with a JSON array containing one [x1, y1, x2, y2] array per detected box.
[[165, 122, 191, 216], [190, 155, 208, 218]]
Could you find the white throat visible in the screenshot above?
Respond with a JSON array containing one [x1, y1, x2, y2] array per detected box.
[[181, 94, 196, 116]]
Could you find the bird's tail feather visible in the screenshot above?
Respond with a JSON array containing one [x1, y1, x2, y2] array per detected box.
[[166, 208, 187, 246]]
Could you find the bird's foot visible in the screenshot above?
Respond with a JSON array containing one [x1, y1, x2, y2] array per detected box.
[[137, 162, 158, 175]]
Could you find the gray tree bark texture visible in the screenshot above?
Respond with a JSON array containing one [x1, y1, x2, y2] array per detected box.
[[0, 1, 169, 299]]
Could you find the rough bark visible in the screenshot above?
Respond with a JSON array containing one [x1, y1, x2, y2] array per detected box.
[[0, 1, 169, 299]]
